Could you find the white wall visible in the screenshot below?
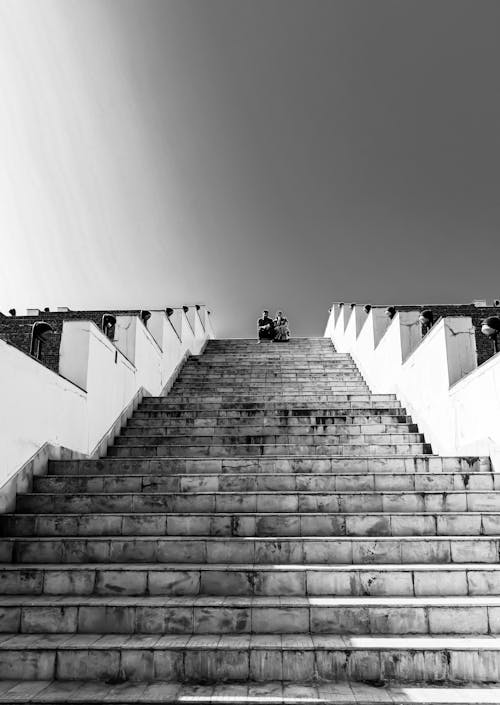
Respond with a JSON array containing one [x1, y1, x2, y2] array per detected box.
[[0, 307, 214, 509], [113, 315, 163, 396], [0, 337, 87, 511], [0, 336, 87, 473], [325, 304, 500, 468], [449, 354, 500, 468]]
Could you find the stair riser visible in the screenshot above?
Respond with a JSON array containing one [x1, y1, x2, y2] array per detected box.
[[193, 352, 346, 358], [128, 415, 413, 427], [183, 366, 359, 372], [1, 604, 498, 636], [49, 456, 491, 475], [170, 383, 369, 391], [175, 376, 365, 383], [115, 433, 424, 446], [1, 644, 499, 684], [107, 444, 431, 457], [2, 567, 500, 597], [5, 512, 500, 537], [182, 367, 359, 372], [2, 538, 498, 564], [35, 471, 497, 493], [133, 408, 408, 419], [180, 374, 364, 380], [194, 354, 348, 358], [21, 490, 489, 514], [140, 402, 402, 411], [158, 395, 392, 404], [173, 375, 366, 381], [144, 393, 397, 402], [121, 426, 419, 438]]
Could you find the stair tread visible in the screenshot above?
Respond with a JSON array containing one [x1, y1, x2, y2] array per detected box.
[[2, 562, 500, 571], [39, 471, 496, 477], [0, 680, 500, 704], [4, 534, 499, 540], [51, 454, 479, 461], [19, 490, 500, 496], [8, 510, 500, 515], [3, 595, 500, 606], [2, 632, 500, 649]]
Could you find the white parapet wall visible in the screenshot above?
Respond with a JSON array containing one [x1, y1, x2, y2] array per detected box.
[[0, 305, 214, 510], [325, 304, 500, 469]]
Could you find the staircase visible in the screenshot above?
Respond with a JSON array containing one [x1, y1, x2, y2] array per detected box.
[[1, 337, 500, 703]]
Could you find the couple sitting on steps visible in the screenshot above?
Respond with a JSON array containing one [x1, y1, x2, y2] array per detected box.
[[257, 309, 290, 342]]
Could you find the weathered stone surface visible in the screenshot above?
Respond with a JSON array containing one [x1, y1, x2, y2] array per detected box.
[[0, 337, 496, 700]]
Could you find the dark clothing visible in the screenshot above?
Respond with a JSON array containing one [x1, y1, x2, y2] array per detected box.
[[258, 316, 274, 339]]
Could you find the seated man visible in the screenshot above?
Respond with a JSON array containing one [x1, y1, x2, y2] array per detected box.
[[257, 309, 274, 341]]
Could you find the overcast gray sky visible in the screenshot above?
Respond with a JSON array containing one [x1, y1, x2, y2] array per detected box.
[[1, 0, 500, 337]]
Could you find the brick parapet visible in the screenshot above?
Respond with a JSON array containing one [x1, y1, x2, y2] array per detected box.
[[354, 304, 498, 365], [0, 310, 145, 374]]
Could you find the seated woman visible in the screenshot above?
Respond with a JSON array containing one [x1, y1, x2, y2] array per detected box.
[[273, 311, 290, 342]]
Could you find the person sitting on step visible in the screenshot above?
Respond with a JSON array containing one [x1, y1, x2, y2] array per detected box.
[[257, 309, 275, 342], [273, 311, 290, 342]]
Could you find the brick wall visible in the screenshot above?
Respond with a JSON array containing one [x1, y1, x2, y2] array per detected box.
[[0, 310, 145, 374]]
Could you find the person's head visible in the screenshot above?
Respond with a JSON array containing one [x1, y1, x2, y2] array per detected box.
[[263, 309, 269, 317], [277, 310, 283, 317]]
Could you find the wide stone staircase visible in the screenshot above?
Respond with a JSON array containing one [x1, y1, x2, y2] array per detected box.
[[1, 337, 500, 703]]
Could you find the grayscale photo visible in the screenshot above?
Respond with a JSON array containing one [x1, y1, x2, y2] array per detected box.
[[0, 1, 500, 703]]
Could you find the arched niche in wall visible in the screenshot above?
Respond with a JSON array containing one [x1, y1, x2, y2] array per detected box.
[[102, 314, 117, 341], [30, 321, 54, 360]]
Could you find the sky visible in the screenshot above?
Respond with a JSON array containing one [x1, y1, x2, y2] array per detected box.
[[1, 0, 500, 338]]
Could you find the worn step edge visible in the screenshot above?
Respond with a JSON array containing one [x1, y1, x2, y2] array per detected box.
[[0, 680, 499, 704]]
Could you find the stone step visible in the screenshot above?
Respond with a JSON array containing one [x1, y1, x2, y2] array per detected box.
[[184, 363, 358, 370], [174, 387, 371, 394], [177, 373, 363, 380], [4, 511, 500, 538], [185, 355, 351, 361], [191, 358, 348, 363], [198, 346, 339, 351], [115, 432, 425, 446], [121, 424, 419, 438], [140, 400, 403, 411], [205, 340, 334, 345], [2, 535, 498, 564], [161, 394, 389, 404], [0, 680, 499, 704], [143, 393, 397, 403], [187, 354, 352, 359], [22, 488, 493, 514], [203, 349, 339, 353], [2, 563, 500, 597], [128, 413, 415, 427], [1, 633, 500, 683], [206, 337, 332, 343], [49, 456, 491, 476], [175, 369, 364, 376], [1, 595, 500, 636], [176, 370, 368, 377], [133, 406, 408, 419], [35, 470, 495, 494], [172, 377, 368, 385], [107, 442, 431, 457], [177, 369, 366, 376], [170, 385, 370, 393]]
